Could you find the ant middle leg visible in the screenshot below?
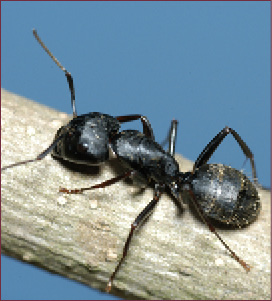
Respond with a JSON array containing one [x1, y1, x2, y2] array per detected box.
[[160, 119, 178, 155]]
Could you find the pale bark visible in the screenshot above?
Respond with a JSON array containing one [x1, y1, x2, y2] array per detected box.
[[1, 88, 270, 300]]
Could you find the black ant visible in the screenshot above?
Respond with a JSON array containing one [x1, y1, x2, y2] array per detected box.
[[1, 30, 261, 293]]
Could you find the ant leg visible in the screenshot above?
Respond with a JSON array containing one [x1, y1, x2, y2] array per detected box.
[[106, 184, 163, 292], [193, 126, 257, 184], [160, 119, 178, 155], [187, 188, 250, 272], [168, 120, 178, 156], [60, 170, 136, 194], [33, 29, 77, 118], [116, 115, 155, 140], [1, 134, 65, 171]]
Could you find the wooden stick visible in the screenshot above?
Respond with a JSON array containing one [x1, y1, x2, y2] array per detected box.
[[1, 88, 270, 300]]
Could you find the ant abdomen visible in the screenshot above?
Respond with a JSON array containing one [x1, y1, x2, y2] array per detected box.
[[191, 164, 260, 227]]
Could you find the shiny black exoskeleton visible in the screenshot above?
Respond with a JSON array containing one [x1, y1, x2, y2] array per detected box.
[[1, 30, 261, 293], [111, 130, 180, 186], [52, 112, 154, 166], [52, 112, 120, 165], [190, 163, 260, 227]]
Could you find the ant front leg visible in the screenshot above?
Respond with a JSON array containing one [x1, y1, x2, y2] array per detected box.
[[193, 126, 257, 184], [167, 119, 178, 156], [106, 184, 163, 292], [116, 115, 155, 140]]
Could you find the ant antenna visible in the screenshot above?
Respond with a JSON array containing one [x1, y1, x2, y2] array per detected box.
[[32, 29, 77, 118], [1, 133, 65, 171]]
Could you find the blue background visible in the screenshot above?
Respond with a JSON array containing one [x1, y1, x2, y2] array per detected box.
[[1, 2, 270, 300]]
